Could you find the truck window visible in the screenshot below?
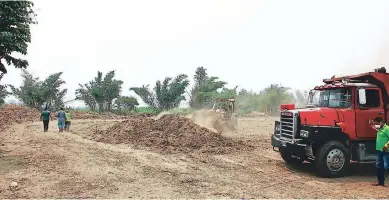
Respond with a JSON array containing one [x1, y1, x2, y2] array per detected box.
[[363, 89, 380, 108], [309, 88, 352, 108]]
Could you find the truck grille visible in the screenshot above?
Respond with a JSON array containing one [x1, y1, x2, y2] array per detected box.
[[280, 111, 296, 143]]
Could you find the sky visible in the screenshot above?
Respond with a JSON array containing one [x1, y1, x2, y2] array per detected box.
[[4, 0, 389, 107]]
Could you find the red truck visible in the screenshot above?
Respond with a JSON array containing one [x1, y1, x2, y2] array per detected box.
[[271, 67, 388, 177]]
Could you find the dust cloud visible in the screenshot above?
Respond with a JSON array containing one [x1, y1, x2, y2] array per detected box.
[[156, 108, 233, 133], [187, 109, 220, 132]]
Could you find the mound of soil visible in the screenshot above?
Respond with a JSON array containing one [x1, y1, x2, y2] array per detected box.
[[71, 111, 119, 120], [94, 114, 251, 154], [0, 105, 40, 132]]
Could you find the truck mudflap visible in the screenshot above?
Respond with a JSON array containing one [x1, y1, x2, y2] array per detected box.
[[271, 134, 306, 158]]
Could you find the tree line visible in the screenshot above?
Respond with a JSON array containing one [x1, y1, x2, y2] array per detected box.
[[1, 67, 309, 115], [0, 2, 309, 114]]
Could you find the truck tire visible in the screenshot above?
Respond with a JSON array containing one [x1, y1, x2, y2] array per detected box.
[[280, 148, 304, 164], [315, 141, 350, 178]]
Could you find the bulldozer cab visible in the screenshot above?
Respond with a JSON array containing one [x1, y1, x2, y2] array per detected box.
[[212, 98, 235, 118]]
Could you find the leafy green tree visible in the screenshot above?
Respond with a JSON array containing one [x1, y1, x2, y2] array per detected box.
[[114, 96, 139, 111], [0, 1, 37, 77], [75, 84, 93, 110], [235, 85, 294, 115], [42, 72, 67, 110], [258, 84, 294, 115], [9, 70, 67, 110], [9, 70, 44, 109], [75, 70, 123, 112], [102, 71, 123, 111], [188, 66, 207, 106], [131, 74, 189, 110], [236, 90, 261, 113], [209, 86, 238, 99], [75, 84, 97, 111], [188, 66, 227, 108]]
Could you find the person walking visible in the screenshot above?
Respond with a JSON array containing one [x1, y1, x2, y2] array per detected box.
[[57, 107, 67, 132], [40, 107, 52, 132], [65, 109, 72, 132], [370, 117, 389, 186]]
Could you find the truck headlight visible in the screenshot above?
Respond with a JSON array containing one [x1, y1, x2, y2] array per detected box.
[[275, 124, 281, 132], [300, 130, 309, 138]]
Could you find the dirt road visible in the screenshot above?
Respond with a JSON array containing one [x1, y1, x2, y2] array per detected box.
[[0, 116, 387, 198]]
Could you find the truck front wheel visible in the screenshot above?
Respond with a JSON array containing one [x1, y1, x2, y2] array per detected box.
[[280, 148, 304, 164], [315, 141, 350, 178]]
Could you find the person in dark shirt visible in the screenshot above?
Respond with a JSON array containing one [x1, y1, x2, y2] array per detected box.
[[40, 107, 52, 132]]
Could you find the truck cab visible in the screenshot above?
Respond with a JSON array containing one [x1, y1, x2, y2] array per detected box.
[[271, 67, 389, 177]]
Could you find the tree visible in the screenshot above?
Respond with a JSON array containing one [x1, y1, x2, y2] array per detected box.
[[236, 90, 262, 114], [0, 1, 37, 79], [114, 96, 139, 111], [75, 70, 123, 112], [75, 84, 97, 111], [238, 89, 249, 96], [42, 72, 67, 110], [188, 66, 227, 108], [9, 70, 67, 110], [295, 89, 309, 108], [9, 70, 44, 109], [188, 67, 208, 106], [130, 74, 189, 110], [130, 84, 157, 108], [102, 71, 123, 111], [0, 84, 10, 106], [259, 84, 294, 115]]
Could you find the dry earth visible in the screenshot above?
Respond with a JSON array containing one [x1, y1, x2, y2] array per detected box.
[[0, 116, 388, 198]]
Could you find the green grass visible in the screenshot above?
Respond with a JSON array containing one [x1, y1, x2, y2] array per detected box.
[[134, 107, 161, 115]]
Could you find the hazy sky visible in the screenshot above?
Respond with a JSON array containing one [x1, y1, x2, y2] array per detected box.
[[4, 0, 389, 106]]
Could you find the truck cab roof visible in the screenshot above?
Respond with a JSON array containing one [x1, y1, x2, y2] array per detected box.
[[314, 82, 378, 90], [317, 67, 389, 93]]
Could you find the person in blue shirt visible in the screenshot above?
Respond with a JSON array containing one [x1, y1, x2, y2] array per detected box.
[[57, 107, 67, 132]]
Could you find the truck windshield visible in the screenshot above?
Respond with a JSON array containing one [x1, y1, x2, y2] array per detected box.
[[308, 88, 352, 108]]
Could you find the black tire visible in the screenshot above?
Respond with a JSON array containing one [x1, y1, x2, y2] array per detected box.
[[280, 148, 304, 164], [315, 141, 350, 178]]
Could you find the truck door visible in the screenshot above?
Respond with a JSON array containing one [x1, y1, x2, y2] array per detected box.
[[355, 87, 384, 138]]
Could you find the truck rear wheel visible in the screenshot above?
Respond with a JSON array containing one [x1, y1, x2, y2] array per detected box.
[[315, 141, 350, 178], [280, 148, 304, 164]]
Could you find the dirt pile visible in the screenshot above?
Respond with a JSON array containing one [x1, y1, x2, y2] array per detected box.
[[71, 111, 121, 120], [94, 114, 251, 154], [0, 105, 40, 132]]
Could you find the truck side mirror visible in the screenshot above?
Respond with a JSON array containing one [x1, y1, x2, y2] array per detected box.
[[358, 88, 366, 105]]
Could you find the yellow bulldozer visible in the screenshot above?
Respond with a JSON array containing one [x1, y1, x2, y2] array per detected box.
[[189, 98, 238, 132], [210, 98, 238, 131]]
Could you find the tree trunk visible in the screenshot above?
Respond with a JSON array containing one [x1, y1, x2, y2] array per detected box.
[[98, 103, 104, 112]]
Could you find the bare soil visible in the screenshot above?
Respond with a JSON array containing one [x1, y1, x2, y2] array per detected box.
[[0, 114, 388, 198]]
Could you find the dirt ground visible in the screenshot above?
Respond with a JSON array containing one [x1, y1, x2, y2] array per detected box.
[[0, 116, 388, 198]]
